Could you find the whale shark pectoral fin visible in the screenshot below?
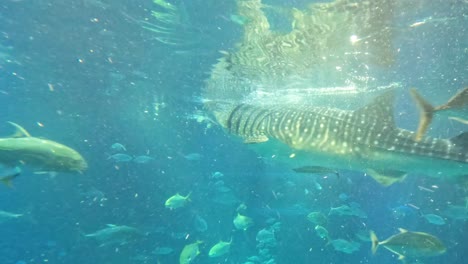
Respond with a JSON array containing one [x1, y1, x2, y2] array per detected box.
[[243, 135, 269, 144], [450, 131, 468, 150], [366, 169, 407, 186], [7, 121, 32, 137], [409, 88, 435, 142]]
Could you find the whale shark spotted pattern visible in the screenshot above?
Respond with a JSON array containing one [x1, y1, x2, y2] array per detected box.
[[223, 90, 467, 185], [226, 91, 466, 163], [203, 0, 467, 185]]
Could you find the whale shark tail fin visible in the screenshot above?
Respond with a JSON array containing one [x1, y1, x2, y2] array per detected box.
[[410, 88, 435, 142]]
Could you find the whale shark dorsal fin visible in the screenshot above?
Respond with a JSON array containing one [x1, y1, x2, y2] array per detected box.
[[7, 122, 32, 137], [354, 89, 396, 126]]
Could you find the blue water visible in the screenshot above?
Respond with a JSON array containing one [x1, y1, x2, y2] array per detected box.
[[0, 0, 467, 263]]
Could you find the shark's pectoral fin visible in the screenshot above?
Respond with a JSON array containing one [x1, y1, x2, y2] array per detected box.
[[409, 88, 434, 142], [366, 169, 407, 186], [450, 131, 468, 150], [243, 135, 269, 144]]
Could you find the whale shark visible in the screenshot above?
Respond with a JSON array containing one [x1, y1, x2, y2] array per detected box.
[[0, 122, 87, 176], [221, 90, 467, 186], [202, 0, 466, 186]]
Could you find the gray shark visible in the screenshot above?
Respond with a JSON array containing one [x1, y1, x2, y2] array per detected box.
[[221, 90, 467, 186], [0, 122, 87, 174], [84, 224, 142, 247]]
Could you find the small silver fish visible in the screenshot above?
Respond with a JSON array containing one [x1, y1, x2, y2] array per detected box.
[[330, 239, 360, 254], [184, 153, 202, 161], [0, 210, 23, 223], [329, 204, 367, 218], [314, 225, 329, 241], [133, 155, 154, 164], [422, 213, 446, 225], [293, 166, 339, 178], [152, 246, 174, 255], [111, 143, 126, 152], [84, 224, 141, 247], [193, 214, 208, 232], [108, 153, 132, 162], [442, 205, 468, 220]]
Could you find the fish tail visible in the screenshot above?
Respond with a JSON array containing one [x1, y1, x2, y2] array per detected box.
[[370, 230, 379, 254], [409, 88, 435, 141], [186, 191, 192, 201], [324, 238, 331, 247], [417, 209, 424, 218], [0, 168, 20, 188], [0, 177, 14, 188]]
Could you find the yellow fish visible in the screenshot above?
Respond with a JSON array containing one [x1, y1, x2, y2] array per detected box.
[[208, 239, 232, 257], [179, 240, 202, 264], [233, 213, 253, 230], [165, 192, 191, 209], [370, 228, 446, 260]]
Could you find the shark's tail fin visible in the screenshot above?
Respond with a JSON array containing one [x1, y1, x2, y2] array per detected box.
[[409, 88, 435, 142], [370, 230, 379, 254], [410, 87, 468, 141], [436, 87, 468, 111]]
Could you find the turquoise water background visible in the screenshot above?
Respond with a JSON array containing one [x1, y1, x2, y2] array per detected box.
[[0, 0, 466, 263]]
